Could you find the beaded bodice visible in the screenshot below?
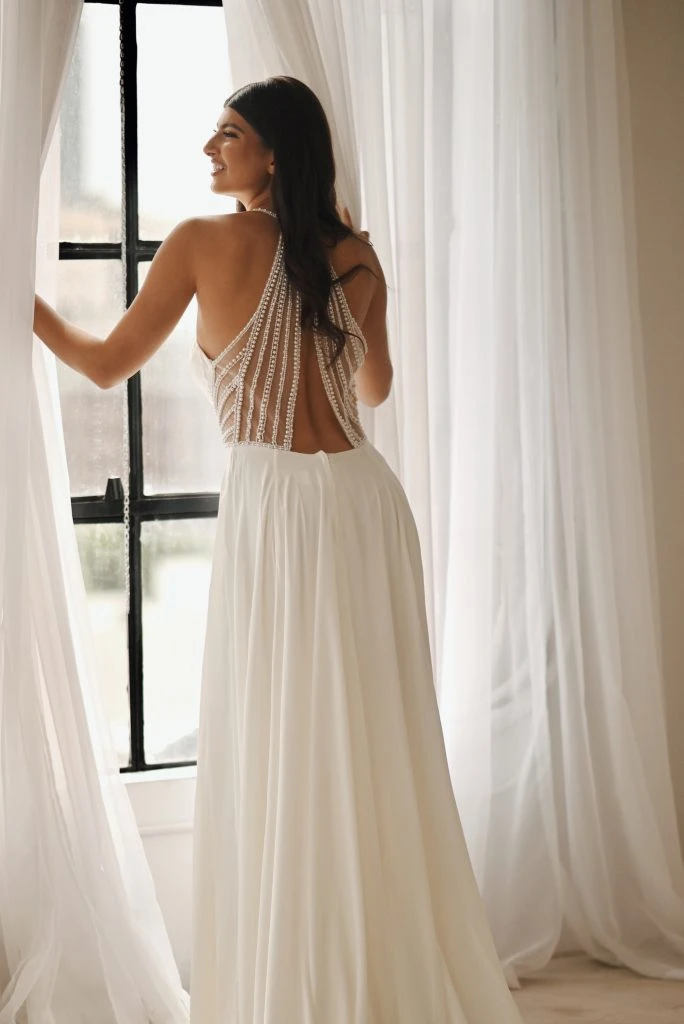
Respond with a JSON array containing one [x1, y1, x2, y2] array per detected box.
[[190, 209, 368, 451]]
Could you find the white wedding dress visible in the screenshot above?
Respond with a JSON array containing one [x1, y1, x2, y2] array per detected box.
[[188, 211, 525, 1024]]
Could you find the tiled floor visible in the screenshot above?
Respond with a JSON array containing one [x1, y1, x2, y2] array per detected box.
[[512, 954, 684, 1023]]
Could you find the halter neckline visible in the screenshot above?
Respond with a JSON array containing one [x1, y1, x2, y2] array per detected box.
[[249, 207, 278, 219]]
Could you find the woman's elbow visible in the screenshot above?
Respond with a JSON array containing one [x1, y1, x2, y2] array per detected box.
[[357, 369, 393, 407]]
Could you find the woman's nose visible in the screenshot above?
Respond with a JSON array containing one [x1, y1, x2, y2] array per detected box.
[[203, 134, 217, 155]]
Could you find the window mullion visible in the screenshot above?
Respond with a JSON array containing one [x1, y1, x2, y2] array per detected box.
[[120, 0, 147, 772]]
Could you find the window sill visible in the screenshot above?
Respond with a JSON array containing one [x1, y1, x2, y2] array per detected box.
[[123, 764, 197, 785], [122, 764, 197, 838]]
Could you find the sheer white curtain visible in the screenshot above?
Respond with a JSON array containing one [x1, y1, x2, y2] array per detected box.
[[0, 2, 189, 1019], [441, 0, 684, 983], [222, 0, 684, 985]]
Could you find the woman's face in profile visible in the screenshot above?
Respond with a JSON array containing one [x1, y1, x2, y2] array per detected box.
[[202, 106, 274, 200]]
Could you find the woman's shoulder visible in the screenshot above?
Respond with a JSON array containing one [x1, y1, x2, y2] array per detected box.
[[326, 228, 381, 281], [190, 212, 381, 285], [193, 211, 275, 239], [191, 213, 279, 265]]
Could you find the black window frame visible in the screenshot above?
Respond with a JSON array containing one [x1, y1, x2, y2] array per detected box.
[[64, 0, 224, 773]]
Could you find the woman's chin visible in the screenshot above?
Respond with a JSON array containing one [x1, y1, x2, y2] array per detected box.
[[210, 178, 231, 194]]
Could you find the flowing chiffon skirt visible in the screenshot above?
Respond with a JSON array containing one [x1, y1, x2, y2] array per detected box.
[[190, 438, 524, 1024]]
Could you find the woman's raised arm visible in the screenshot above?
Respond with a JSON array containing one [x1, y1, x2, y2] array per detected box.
[[33, 218, 198, 389]]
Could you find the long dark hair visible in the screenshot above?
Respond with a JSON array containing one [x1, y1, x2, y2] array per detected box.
[[224, 76, 376, 368]]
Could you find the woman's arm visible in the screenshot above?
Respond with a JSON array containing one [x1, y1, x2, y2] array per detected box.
[[354, 251, 392, 407], [33, 218, 198, 390], [336, 205, 392, 406], [33, 297, 109, 387]]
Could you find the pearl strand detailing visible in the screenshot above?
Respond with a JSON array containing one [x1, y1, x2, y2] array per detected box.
[[229, 234, 283, 442], [256, 268, 290, 445], [269, 274, 293, 447], [284, 288, 302, 450], [312, 275, 366, 447], [198, 215, 367, 452], [245, 266, 282, 440], [225, 223, 283, 443]]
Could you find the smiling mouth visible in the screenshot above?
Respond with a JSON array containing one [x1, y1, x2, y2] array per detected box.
[[211, 165, 226, 176]]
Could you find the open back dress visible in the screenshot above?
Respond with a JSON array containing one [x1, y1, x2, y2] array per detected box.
[[188, 209, 525, 1024]]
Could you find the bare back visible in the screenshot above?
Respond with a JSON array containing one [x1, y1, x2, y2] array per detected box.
[[193, 212, 381, 454]]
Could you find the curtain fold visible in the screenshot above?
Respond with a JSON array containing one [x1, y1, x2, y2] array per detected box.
[[0, 2, 189, 1019], [222, 0, 684, 985], [440, 0, 684, 983]]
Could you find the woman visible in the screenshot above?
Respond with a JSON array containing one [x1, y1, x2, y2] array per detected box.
[[34, 76, 525, 1024]]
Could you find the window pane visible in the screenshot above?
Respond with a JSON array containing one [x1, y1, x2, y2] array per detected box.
[[59, 3, 121, 242], [56, 260, 126, 497], [75, 523, 130, 767], [139, 263, 227, 495], [141, 518, 216, 764], [137, 4, 232, 240]]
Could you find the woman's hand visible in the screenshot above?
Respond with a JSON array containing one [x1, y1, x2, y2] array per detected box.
[[337, 203, 371, 244]]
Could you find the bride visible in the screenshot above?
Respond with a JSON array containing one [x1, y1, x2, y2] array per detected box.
[[34, 75, 525, 1024]]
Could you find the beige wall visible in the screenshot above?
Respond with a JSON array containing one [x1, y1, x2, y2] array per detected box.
[[622, 0, 684, 840]]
